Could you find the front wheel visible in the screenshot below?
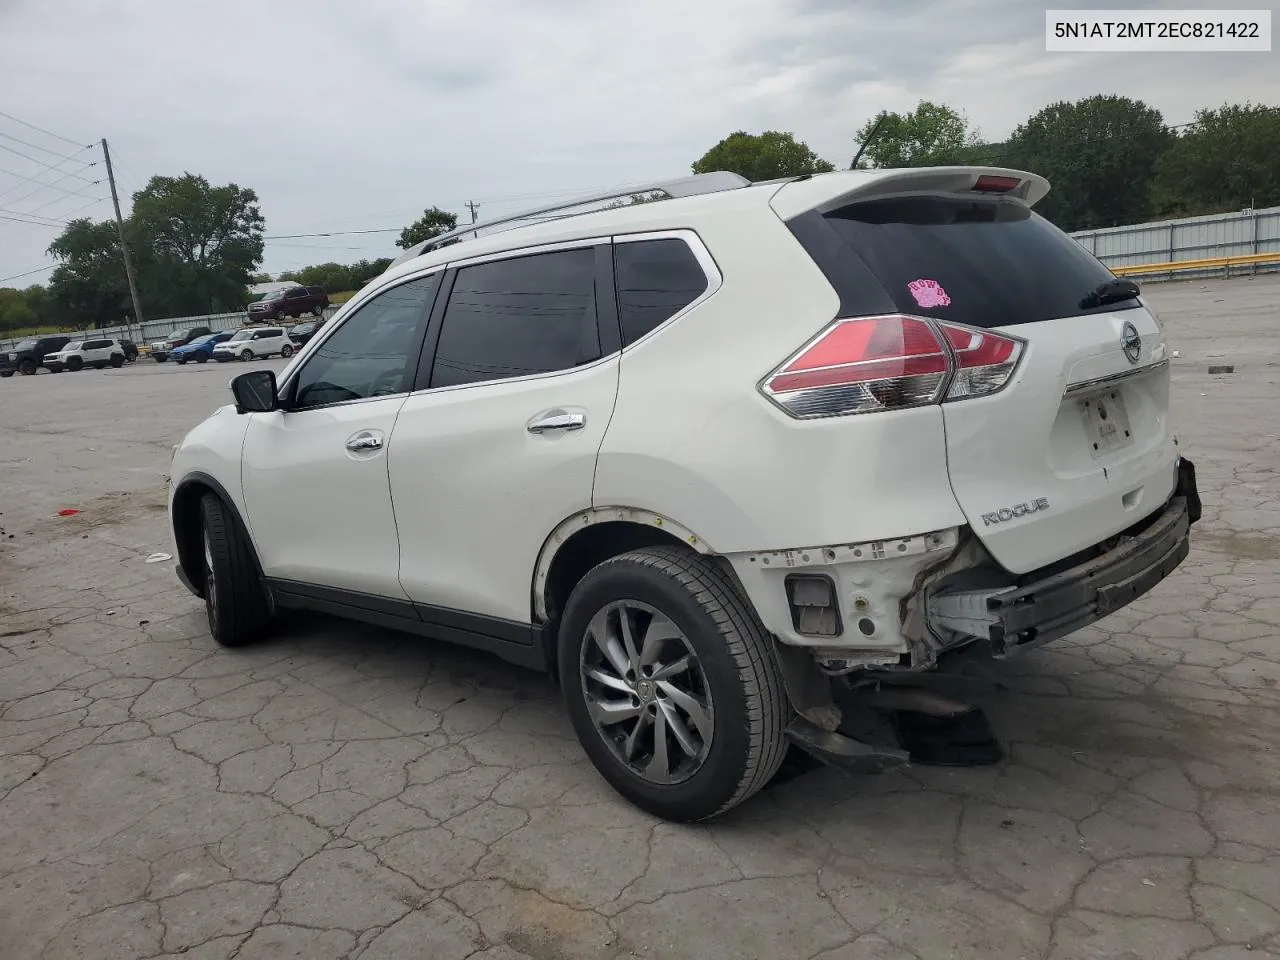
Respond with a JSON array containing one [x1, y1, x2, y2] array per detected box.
[[199, 493, 271, 647], [311, 306, 323, 317], [558, 547, 789, 822], [154, 356, 167, 363], [280, 344, 294, 358], [240, 349, 254, 362], [67, 357, 84, 371], [17, 359, 36, 376], [196, 354, 208, 363]]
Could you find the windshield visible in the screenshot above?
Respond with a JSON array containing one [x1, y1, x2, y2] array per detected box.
[[65, 341, 82, 350], [187, 335, 214, 346], [260, 291, 284, 301], [15, 339, 37, 351], [228, 330, 252, 341]]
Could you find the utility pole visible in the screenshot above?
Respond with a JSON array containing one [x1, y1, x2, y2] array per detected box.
[[465, 200, 480, 223], [101, 138, 144, 326]]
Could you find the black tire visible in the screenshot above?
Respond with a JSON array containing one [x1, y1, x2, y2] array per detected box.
[[199, 493, 271, 647], [17, 359, 36, 376], [558, 546, 789, 822], [93, 360, 107, 370], [67, 356, 83, 371], [280, 344, 294, 358], [311, 305, 322, 317], [240, 349, 254, 362], [154, 356, 167, 363], [176, 357, 187, 365], [110, 354, 124, 368], [0, 371, 12, 378], [196, 354, 208, 363]]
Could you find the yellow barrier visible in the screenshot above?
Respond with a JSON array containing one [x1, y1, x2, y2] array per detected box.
[[1110, 251, 1280, 277]]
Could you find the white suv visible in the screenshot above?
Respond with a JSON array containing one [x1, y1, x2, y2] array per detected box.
[[167, 168, 1200, 821], [213, 327, 295, 362], [45, 337, 126, 372]]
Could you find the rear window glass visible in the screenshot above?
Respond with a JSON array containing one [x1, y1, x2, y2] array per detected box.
[[818, 196, 1135, 328]]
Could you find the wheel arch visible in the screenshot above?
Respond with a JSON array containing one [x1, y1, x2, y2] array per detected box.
[[171, 472, 265, 599], [533, 507, 718, 627]]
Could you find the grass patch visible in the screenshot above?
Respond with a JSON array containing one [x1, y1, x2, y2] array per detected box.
[[329, 290, 357, 305]]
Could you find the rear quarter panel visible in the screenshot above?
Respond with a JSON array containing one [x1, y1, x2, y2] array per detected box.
[[593, 206, 965, 553]]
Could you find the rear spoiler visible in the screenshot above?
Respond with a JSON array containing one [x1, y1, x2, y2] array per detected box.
[[768, 167, 1051, 220]]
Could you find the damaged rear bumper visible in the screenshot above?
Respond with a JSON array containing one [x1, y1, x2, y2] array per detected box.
[[928, 458, 1199, 658]]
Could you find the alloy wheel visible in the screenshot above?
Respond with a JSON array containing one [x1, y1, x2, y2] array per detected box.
[[579, 600, 714, 785]]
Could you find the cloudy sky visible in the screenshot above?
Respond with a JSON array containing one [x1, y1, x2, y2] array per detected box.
[[0, 0, 1273, 289]]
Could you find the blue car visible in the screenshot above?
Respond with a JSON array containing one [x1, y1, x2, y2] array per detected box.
[[172, 331, 237, 365]]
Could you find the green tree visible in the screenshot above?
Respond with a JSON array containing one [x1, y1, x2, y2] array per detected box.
[[129, 173, 265, 315], [1004, 94, 1172, 232], [398, 206, 458, 249], [0, 288, 39, 334], [692, 131, 834, 181], [1152, 102, 1280, 216], [46, 218, 135, 329], [856, 102, 982, 168]]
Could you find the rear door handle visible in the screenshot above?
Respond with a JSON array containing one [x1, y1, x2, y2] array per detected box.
[[527, 410, 586, 434], [345, 431, 384, 451]]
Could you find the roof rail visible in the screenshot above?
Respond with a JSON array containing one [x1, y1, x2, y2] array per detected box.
[[387, 171, 751, 270]]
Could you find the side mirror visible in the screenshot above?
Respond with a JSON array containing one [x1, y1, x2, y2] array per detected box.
[[230, 370, 278, 414]]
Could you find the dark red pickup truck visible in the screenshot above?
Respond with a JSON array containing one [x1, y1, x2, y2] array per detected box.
[[247, 285, 330, 321]]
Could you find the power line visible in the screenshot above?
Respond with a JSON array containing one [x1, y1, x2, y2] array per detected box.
[[0, 263, 56, 284], [0, 159, 99, 203], [263, 227, 401, 240], [0, 111, 89, 149], [0, 130, 91, 164], [0, 208, 69, 226], [0, 141, 97, 183]]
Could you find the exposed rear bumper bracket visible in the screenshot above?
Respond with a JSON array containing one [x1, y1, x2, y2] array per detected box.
[[928, 469, 1196, 658]]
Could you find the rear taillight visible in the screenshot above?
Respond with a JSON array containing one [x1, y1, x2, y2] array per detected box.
[[760, 315, 1023, 419], [973, 174, 1021, 193]]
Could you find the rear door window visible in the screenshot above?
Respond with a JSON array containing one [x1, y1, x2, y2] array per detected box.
[[613, 238, 709, 345], [806, 196, 1136, 328], [429, 247, 600, 389]]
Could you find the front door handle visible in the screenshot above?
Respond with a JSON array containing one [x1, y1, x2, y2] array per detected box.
[[527, 410, 586, 434], [345, 431, 384, 452]]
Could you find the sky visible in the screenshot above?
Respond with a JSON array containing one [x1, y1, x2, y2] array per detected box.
[[0, 0, 1275, 289]]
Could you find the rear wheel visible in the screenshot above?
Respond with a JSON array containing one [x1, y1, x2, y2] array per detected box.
[[311, 305, 323, 317], [196, 354, 208, 363], [154, 355, 167, 363], [67, 356, 83, 371], [558, 546, 789, 822], [280, 344, 294, 358], [0, 371, 12, 378], [93, 360, 107, 370], [110, 354, 124, 368], [17, 359, 36, 376], [199, 493, 271, 647], [176, 357, 187, 365]]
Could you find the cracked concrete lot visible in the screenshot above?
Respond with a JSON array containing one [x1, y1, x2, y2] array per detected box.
[[2, 275, 1279, 960]]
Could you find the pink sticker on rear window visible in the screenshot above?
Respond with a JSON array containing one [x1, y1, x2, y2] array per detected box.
[[907, 278, 951, 309]]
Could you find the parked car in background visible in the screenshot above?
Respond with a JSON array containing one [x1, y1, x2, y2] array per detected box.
[[119, 339, 139, 362], [213, 327, 295, 362], [286, 319, 325, 345], [248, 285, 329, 321], [151, 326, 213, 362], [44, 338, 126, 372], [172, 331, 236, 365], [1, 335, 71, 377]]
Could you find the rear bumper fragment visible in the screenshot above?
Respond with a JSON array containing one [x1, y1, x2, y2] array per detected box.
[[929, 458, 1198, 657]]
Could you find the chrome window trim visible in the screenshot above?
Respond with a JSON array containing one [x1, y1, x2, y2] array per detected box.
[[611, 228, 722, 351], [444, 235, 609, 270]]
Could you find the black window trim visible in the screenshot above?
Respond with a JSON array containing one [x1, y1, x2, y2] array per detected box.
[[276, 269, 443, 413], [413, 238, 617, 394], [610, 229, 721, 351]]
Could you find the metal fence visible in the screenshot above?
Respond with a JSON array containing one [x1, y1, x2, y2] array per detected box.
[[0, 306, 342, 355], [1070, 205, 1280, 280]]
